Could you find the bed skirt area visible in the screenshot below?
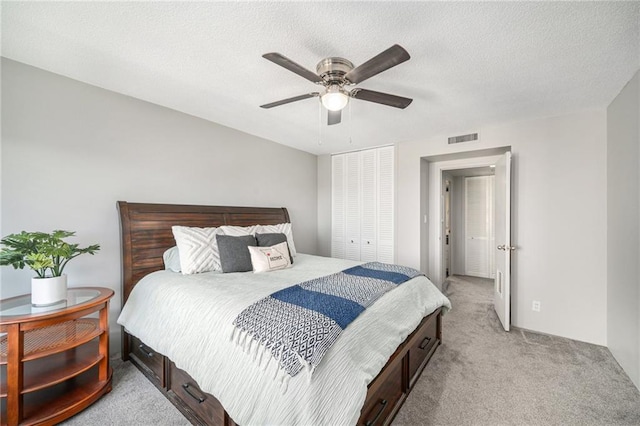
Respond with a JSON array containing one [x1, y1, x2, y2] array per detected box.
[[123, 307, 442, 426]]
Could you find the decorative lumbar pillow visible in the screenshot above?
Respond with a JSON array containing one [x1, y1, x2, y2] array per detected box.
[[255, 233, 293, 264], [162, 246, 181, 273], [216, 234, 257, 273], [172, 226, 221, 274], [248, 241, 292, 273], [256, 223, 297, 256]]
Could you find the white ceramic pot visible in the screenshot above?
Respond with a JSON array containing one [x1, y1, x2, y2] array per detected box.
[[31, 275, 68, 306]]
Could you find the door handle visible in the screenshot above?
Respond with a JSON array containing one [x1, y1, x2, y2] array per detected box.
[[497, 245, 516, 251], [497, 245, 505, 251]]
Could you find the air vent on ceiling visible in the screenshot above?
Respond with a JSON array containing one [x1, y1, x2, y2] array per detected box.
[[448, 133, 479, 144]]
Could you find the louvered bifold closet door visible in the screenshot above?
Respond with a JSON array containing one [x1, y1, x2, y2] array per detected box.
[[376, 146, 395, 263], [465, 176, 490, 278], [345, 152, 362, 261], [331, 155, 347, 258], [360, 149, 378, 261], [331, 146, 395, 262]]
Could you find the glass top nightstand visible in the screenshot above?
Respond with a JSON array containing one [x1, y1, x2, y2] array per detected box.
[[0, 287, 105, 319], [0, 286, 114, 425]]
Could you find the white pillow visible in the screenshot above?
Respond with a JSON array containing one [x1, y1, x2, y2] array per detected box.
[[218, 225, 258, 236], [171, 226, 222, 274], [248, 241, 292, 273], [256, 223, 297, 256], [162, 246, 181, 272]]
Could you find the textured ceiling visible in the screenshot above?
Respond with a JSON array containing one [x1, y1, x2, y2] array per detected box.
[[2, 2, 639, 155]]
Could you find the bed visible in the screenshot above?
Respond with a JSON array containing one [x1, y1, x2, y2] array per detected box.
[[116, 201, 450, 426]]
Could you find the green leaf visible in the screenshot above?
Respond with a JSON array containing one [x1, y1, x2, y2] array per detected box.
[[0, 230, 100, 277]]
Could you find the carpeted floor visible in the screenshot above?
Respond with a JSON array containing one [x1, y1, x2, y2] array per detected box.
[[61, 357, 189, 426], [393, 275, 640, 426], [63, 275, 640, 425]]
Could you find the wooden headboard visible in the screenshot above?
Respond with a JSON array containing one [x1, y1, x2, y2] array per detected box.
[[117, 201, 290, 306]]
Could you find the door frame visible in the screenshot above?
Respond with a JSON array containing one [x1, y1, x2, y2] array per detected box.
[[425, 154, 505, 287], [443, 178, 452, 278]]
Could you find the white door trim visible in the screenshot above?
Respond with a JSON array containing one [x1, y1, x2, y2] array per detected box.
[[428, 155, 504, 287]]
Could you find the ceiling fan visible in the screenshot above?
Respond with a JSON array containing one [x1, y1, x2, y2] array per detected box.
[[260, 44, 413, 126]]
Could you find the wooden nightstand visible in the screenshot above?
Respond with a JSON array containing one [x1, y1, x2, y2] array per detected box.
[[0, 287, 114, 426]]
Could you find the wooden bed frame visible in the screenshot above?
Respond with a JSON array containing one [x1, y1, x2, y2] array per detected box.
[[118, 201, 442, 426]]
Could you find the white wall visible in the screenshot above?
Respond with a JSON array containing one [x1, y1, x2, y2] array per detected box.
[[397, 110, 608, 345], [1, 59, 318, 355], [607, 69, 640, 389]]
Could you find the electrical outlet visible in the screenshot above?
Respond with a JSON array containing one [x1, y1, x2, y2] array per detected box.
[[532, 300, 541, 312]]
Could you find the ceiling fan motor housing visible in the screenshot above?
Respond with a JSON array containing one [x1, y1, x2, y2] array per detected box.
[[316, 57, 354, 85]]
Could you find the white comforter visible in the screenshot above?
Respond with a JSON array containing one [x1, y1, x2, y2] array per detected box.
[[117, 254, 451, 426]]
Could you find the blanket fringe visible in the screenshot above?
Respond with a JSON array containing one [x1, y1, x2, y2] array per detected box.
[[233, 326, 292, 392], [231, 326, 316, 394], [257, 341, 265, 366]]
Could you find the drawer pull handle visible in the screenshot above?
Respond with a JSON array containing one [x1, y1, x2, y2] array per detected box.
[[138, 344, 154, 357], [182, 383, 205, 403], [419, 337, 432, 350], [365, 399, 387, 426]]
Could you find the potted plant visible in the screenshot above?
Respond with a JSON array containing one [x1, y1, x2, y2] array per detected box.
[[0, 230, 100, 306]]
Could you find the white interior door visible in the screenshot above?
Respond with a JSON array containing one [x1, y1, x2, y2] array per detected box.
[[494, 152, 512, 331]]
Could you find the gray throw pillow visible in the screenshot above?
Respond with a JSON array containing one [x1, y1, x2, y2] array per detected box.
[[216, 234, 257, 273], [256, 233, 293, 264]]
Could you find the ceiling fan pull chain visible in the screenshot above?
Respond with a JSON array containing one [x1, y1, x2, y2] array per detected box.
[[318, 98, 323, 145], [348, 101, 353, 144]]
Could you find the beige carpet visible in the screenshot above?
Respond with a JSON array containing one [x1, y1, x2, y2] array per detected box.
[[392, 275, 640, 426], [61, 358, 189, 426], [64, 275, 640, 425]]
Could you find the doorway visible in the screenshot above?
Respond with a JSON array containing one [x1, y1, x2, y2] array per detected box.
[[443, 167, 496, 280], [421, 148, 513, 331]]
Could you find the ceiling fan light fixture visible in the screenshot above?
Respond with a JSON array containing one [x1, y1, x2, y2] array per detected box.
[[321, 86, 349, 111]]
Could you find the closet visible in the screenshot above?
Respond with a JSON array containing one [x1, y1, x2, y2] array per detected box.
[[331, 146, 394, 263], [464, 175, 495, 278]]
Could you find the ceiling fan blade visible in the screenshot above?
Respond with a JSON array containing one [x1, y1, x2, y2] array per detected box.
[[351, 88, 413, 109], [263, 52, 323, 83], [260, 93, 319, 109], [328, 109, 342, 126], [344, 44, 410, 84]]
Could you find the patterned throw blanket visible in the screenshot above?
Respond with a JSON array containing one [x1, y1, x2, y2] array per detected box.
[[232, 262, 422, 382]]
